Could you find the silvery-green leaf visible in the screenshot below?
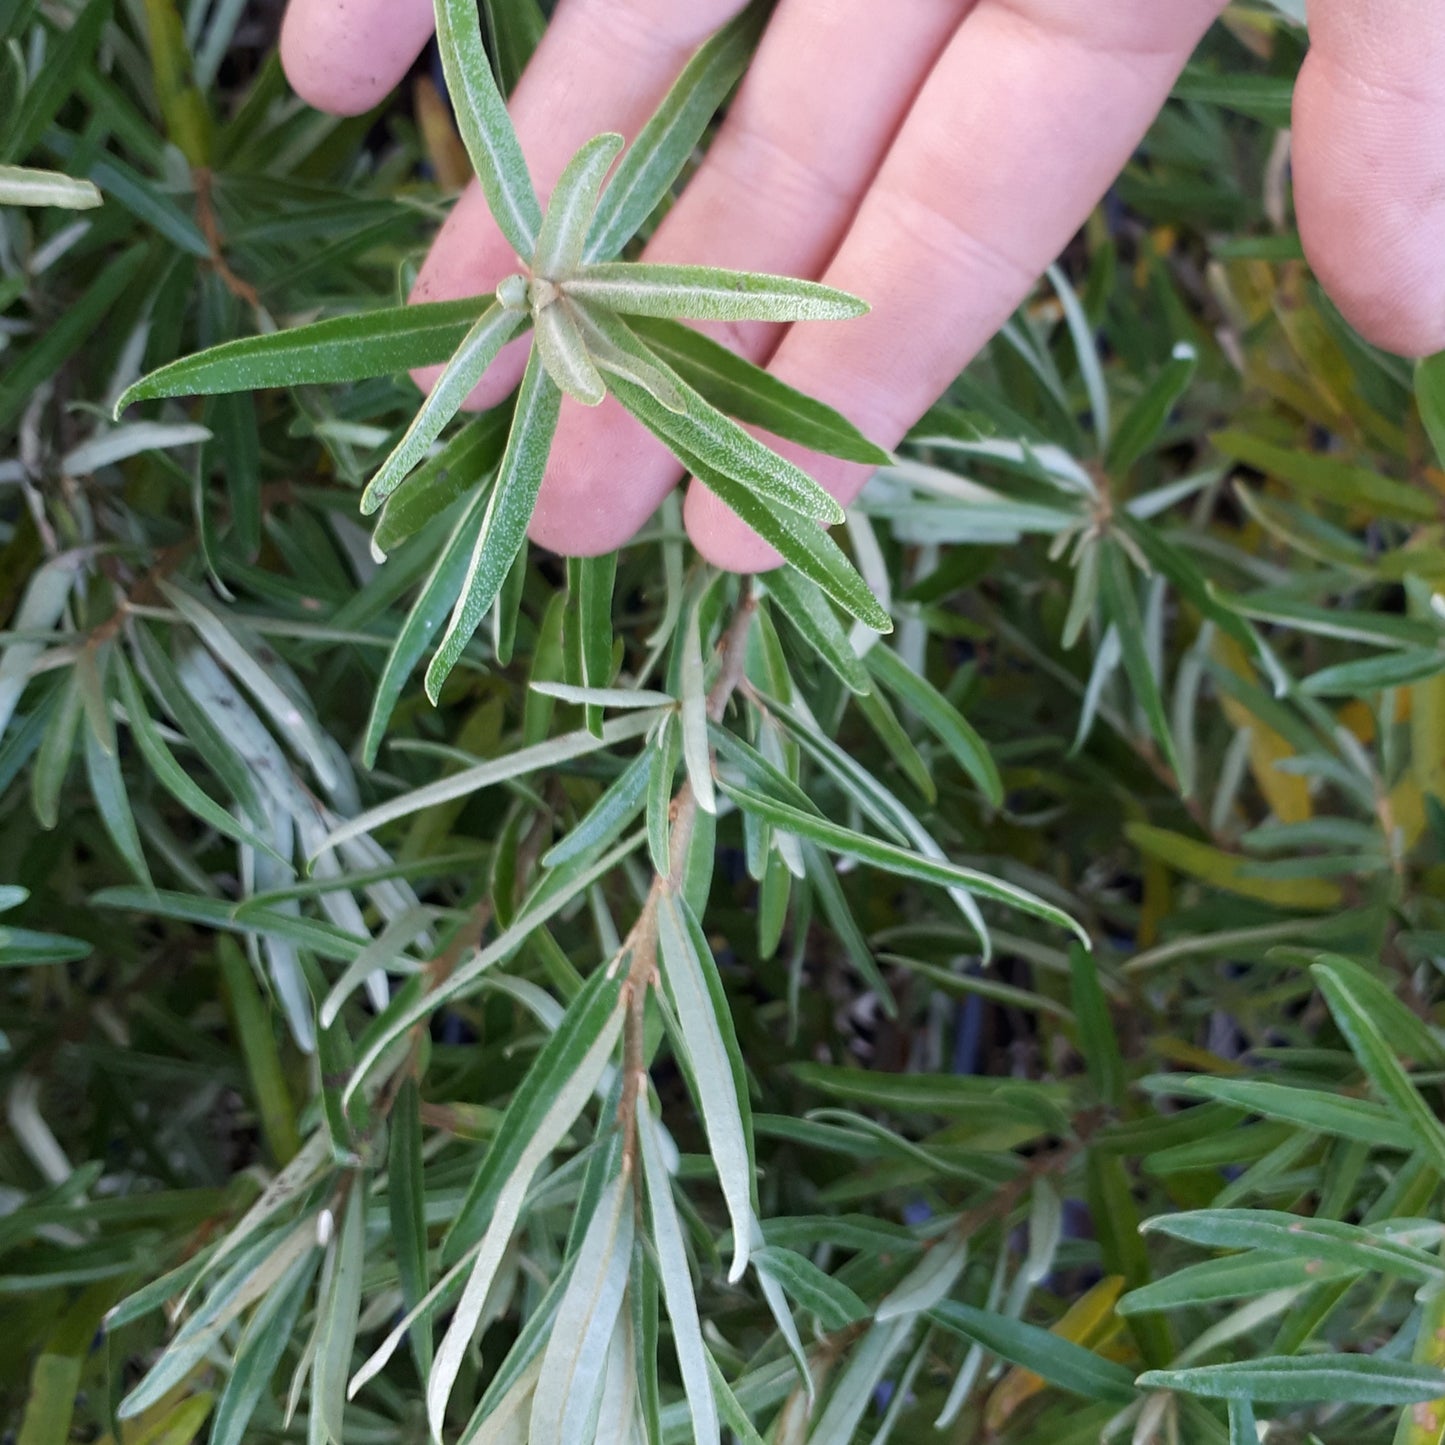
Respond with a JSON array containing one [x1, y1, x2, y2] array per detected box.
[[62, 420, 211, 475], [566, 263, 867, 323], [637, 1099, 719, 1445], [585, 5, 765, 261], [119, 1219, 316, 1418], [158, 580, 340, 793], [115, 297, 493, 413], [435, 0, 542, 259], [323, 711, 657, 852], [210, 1249, 320, 1445], [342, 834, 641, 1105], [533, 133, 624, 280], [680, 604, 714, 815], [595, 323, 843, 524], [543, 748, 653, 868], [763, 569, 870, 695], [656, 891, 751, 1280], [309, 1186, 364, 1445], [1047, 264, 1109, 450], [572, 303, 686, 413], [876, 1231, 968, 1322], [803, 1320, 912, 1445], [530, 682, 674, 710], [685, 452, 889, 631], [719, 778, 1088, 946], [530, 1170, 634, 1445], [426, 973, 625, 1437], [461, 1355, 543, 1445], [362, 487, 493, 769], [0, 163, 102, 208], [0, 557, 75, 744], [427, 347, 561, 701], [628, 315, 889, 463], [1137, 1356, 1445, 1406], [359, 302, 525, 514], [757, 1250, 813, 1401], [592, 1312, 639, 1445], [318, 906, 431, 1027], [532, 300, 606, 406]]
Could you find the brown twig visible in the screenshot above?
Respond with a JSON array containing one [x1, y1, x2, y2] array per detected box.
[[194, 168, 260, 308], [616, 582, 758, 1163]]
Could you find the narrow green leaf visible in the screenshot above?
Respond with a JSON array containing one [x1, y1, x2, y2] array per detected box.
[[688, 453, 890, 631], [481, 0, 544, 94], [1107, 342, 1198, 475], [1301, 648, 1445, 696], [362, 487, 493, 769], [388, 1080, 432, 1380], [530, 1170, 634, 1445], [532, 301, 605, 405], [1418, 353, 1445, 469], [1155, 1074, 1417, 1149], [567, 264, 868, 323], [311, 1186, 364, 1445], [373, 406, 512, 556], [434, 0, 542, 259], [932, 1301, 1137, 1403], [1213, 428, 1436, 522], [113, 654, 278, 859], [572, 306, 686, 411], [115, 297, 491, 413], [445, 963, 625, 1260], [585, 3, 765, 261], [679, 604, 714, 815], [1228, 1399, 1257, 1445], [765, 569, 870, 694], [1137, 1357, 1445, 1406], [628, 314, 889, 463], [544, 749, 652, 868], [6, 0, 110, 159], [865, 644, 1002, 805], [426, 973, 624, 1436], [754, 1247, 869, 1330], [359, 302, 524, 514], [657, 891, 752, 1281], [586, 311, 845, 524], [1313, 961, 1445, 1178], [427, 347, 561, 701], [1119, 1254, 1358, 1315], [0, 164, 102, 208], [209, 1253, 317, 1445], [2, 245, 145, 432], [638, 1100, 719, 1445], [1099, 541, 1181, 778], [1140, 1208, 1444, 1285], [217, 935, 300, 1166], [721, 779, 1088, 945], [533, 133, 623, 279], [1068, 944, 1125, 1108], [31, 675, 81, 832], [876, 1231, 969, 1322]]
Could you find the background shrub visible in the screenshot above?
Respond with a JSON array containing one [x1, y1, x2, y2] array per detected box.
[[5, 1, 1445, 1442]]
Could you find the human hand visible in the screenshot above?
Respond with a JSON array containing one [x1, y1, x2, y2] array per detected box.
[[280, 0, 1445, 571]]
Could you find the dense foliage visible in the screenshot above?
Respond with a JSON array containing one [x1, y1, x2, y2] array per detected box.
[[6, 1, 1445, 1442]]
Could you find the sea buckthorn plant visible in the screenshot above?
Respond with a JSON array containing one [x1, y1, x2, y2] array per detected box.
[[7, 1, 1445, 1443]]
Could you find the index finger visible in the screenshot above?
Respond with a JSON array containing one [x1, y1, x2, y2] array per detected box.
[[280, 0, 437, 116], [1293, 0, 1445, 357]]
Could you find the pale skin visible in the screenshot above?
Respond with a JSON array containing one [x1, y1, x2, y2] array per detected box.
[[279, 0, 1445, 571]]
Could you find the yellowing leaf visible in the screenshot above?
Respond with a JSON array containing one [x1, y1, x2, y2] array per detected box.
[[1126, 823, 1342, 910], [985, 1277, 1127, 1431], [1214, 634, 1311, 825]]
